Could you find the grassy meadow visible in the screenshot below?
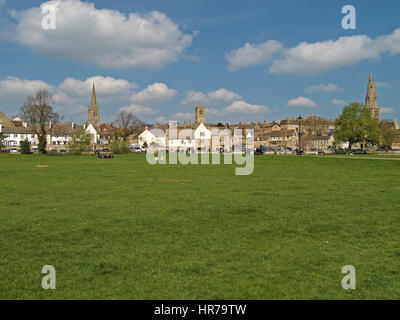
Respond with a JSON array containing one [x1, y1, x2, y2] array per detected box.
[[0, 153, 399, 299]]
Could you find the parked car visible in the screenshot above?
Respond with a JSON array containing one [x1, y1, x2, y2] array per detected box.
[[133, 146, 145, 152], [59, 149, 67, 153], [9, 148, 19, 154], [317, 150, 326, 155]]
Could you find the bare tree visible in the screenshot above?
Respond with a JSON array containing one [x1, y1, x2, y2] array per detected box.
[[114, 110, 143, 141], [20, 89, 60, 154], [379, 120, 397, 149]]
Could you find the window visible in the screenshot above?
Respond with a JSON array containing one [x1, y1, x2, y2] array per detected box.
[[200, 132, 205, 137]]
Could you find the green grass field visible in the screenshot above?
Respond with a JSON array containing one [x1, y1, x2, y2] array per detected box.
[[0, 154, 399, 299]]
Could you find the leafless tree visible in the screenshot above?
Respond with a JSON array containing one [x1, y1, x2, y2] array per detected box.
[[379, 120, 397, 149], [20, 88, 60, 153], [114, 110, 143, 141]]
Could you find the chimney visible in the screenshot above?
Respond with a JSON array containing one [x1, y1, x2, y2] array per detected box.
[[72, 122, 75, 129], [145, 126, 149, 131]]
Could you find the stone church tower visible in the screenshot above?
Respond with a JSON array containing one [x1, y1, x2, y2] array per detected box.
[[195, 106, 206, 124], [365, 73, 380, 121], [88, 84, 100, 129]]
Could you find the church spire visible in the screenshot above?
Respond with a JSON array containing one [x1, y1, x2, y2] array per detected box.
[[91, 83, 97, 106], [88, 83, 100, 129], [365, 73, 380, 121]]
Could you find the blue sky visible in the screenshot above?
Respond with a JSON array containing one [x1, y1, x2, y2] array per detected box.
[[0, 0, 399, 124]]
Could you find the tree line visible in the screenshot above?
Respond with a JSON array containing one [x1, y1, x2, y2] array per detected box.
[[15, 88, 143, 154], [2, 88, 397, 154]]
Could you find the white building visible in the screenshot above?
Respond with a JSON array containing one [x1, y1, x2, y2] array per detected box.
[[138, 126, 167, 148]]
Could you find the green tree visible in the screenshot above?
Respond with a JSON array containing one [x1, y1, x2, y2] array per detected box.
[[20, 139, 31, 154], [379, 120, 397, 149], [68, 130, 92, 154], [20, 89, 60, 154], [0, 132, 5, 149], [334, 102, 380, 153], [110, 139, 131, 154]]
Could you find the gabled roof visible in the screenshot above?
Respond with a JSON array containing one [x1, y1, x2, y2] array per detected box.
[[0, 112, 14, 126], [1, 126, 35, 134]]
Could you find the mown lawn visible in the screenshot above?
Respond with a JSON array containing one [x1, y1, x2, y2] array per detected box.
[[0, 154, 399, 299]]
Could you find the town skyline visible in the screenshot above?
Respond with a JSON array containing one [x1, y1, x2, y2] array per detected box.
[[0, 1, 399, 124]]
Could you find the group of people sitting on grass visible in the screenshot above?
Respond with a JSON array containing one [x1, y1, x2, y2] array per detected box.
[[96, 151, 115, 159]]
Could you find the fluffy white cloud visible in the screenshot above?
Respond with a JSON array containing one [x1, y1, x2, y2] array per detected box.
[[225, 40, 283, 71], [270, 35, 380, 74], [121, 104, 159, 115], [171, 112, 194, 120], [224, 101, 270, 114], [59, 76, 137, 102], [227, 29, 400, 74], [131, 83, 177, 106], [381, 107, 395, 114], [305, 83, 344, 93], [287, 96, 316, 107], [207, 88, 242, 102], [182, 91, 209, 106], [332, 99, 347, 106], [0, 77, 53, 102], [11, 0, 196, 69], [0, 75, 142, 119]]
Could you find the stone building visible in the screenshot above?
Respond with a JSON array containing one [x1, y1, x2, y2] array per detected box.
[[195, 106, 206, 124], [88, 84, 100, 129], [365, 73, 381, 121]]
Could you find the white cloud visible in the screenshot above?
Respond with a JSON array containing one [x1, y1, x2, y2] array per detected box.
[[131, 82, 177, 106], [0, 77, 53, 102], [224, 101, 270, 114], [10, 0, 196, 69], [59, 76, 137, 102], [155, 116, 167, 123], [305, 83, 344, 93], [121, 104, 159, 115], [287, 96, 316, 107], [182, 91, 209, 106], [0, 75, 141, 119], [375, 82, 391, 88], [270, 35, 380, 74], [171, 112, 194, 120], [381, 107, 395, 114], [225, 40, 283, 71], [207, 88, 242, 102], [226, 28, 400, 74], [332, 99, 347, 106]]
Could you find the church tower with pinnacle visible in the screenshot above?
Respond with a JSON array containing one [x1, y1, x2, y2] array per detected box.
[[365, 73, 380, 122], [88, 83, 100, 129]]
